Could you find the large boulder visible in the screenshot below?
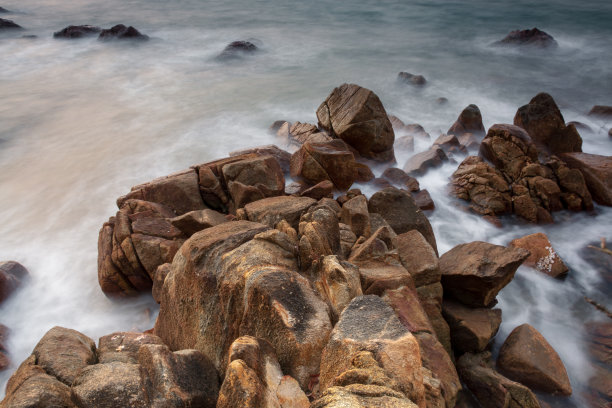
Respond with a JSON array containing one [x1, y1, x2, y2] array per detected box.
[[509, 232, 569, 278], [53, 25, 101, 39], [514, 93, 582, 154], [290, 140, 358, 191], [313, 256, 362, 323], [559, 152, 612, 206], [317, 83, 396, 162], [319, 295, 425, 407], [494, 28, 558, 48], [298, 205, 341, 271], [447, 105, 485, 138], [0, 261, 29, 304], [497, 324, 572, 396], [439, 242, 529, 307], [442, 300, 502, 354]]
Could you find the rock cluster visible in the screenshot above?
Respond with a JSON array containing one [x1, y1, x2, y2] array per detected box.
[[53, 24, 148, 40]]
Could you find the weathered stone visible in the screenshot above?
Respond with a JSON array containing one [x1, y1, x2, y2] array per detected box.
[[97, 331, 164, 364], [368, 187, 437, 254], [514, 93, 582, 154], [497, 324, 572, 396], [354, 259, 414, 296], [382, 168, 420, 191], [317, 83, 396, 162], [97, 221, 138, 298], [217, 40, 258, 59], [298, 205, 341, 270], [434, 134, 467, 155], [131, 233, 182, 279], [559, 152, 612, 206], [300, 180, 334, 200], [395, 135, 415, 152], [0, 261, 29, 305], [152, 263, 170, 304], [398, 72, 426, 86], [138, 344, 219, 408], [509, 233, 568, 278], [243, 195, 316, 230], [98, 24, 149, 41], [314, 256, 362, 323], [53, 25, 101, 39], [458, 133, 480, 150], [348, 227, 394, 263], [448, 105, 485, 138], [403, 147, 448, 176], [229, 144, 292, 174], [169, 208, 227, 236], [222, 155, 285, 209], [341, 195, 371, 238], [442, 299, 502, 353], [416, 283, 452, 357], [131, 217, 183, 239], [588, 105, 612, 118], [382, 286, 434, 335], [439, 241, 529, 307], [339, 223, 358, 258], [394, 230, 440, 287], [494, 28, 558, 48], [71, 362, 146, 408], [32, 327, 96, 386], [413, 190, 435, 211], [195, 164, 228, 211], [311, 384, 418, 408]]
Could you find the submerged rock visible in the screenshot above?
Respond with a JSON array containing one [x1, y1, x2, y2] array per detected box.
[[588, 105, 612, 118], [509, 232, 569, 278], [398, 72, 427, 86], [0, 261, 29, 305], [53, 25, 101, 39], [98, 24, 149, 41], [217, 40, 258, 60], [494, 28, 558, 48], [0, 18, 21, 30], [0, 7, 9, 13]]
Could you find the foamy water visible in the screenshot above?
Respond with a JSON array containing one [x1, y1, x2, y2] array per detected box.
[[1, 0, 611, 403]]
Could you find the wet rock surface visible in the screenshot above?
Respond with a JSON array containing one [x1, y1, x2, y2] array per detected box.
[[53, 25, 101, 38], [98, 24, 148, 40], [494, 28, 558, 48]]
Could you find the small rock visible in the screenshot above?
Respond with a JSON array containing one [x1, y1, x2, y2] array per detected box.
[[398, 72, 427, 86], [442, 299, 502, 353], [98, 24, 149, 41], [588, 105, 612, 118], [300, 180, 334, 200], [509, 232, 569, 278], [413, 189, 435, 211], [434, 133, 467, 155], [494, 28, 558, 48], [403, 147, 448, 176], [436, 97, 449, 105], [448, 104, 485, 138], [341, 195, 371, 238], [0, 18, 21, 30], [0, 261, 29, 304], [217, 40, 258, 60], [53, 25, 101, 39], [170, 209, 228, 236], [0, 7, 9, 13], [382, 167, 420, 191]]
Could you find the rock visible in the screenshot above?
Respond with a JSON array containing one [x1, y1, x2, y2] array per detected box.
[[138, 344, 219, 407], [53, 25, 101, 39], [448, 105, 485, 138], [439, 241, 529, 307], [0, 18, 21, 30], [442, 299, 502, 354], [457, 351, 541, 408], [229, 144, 292, 174], [298, 205, 342, 270], [433, 134, 467, 155], [368, 187, 438, 254], [278, 122, 329, 147], [398, 72, 427, 86], [403, 147, 448, 176], [355, 162, 375, 182], [497, 323, 572, 396], [514, 93, 582, 154], [382, 286, 434, 335], [393, 230, 440, 287], [312, 384, 418, 408], [217, 40, 258, 59], [317, 83, 396, 162], [416, 283, 453, 356], [341, 195, 371, 238], [348, 227, 394, 263], [243, 195, 316, 230], [32, 326, 96, 386], [559, 152, 612, 206], [458, 133, 480, 150], [152, 263, 170, 304], [97, 220, 139, 298], [0, 324, 9, 371], [588, 105, 612, 118], [584, 322, 612, 407], [98, 24, 148, 41], [494, 28, 558, 48], [314, 256, 362, 323], [413, 190, 434, 211], [269, 120, 287, 134], [319, 295, 425, 406], [154, 221, 332, 389], [0, 261, 29, 304], [436, 97, 449, 105], [290, 140, 358, 191], [0, 7, 9, 13], [131, 233, 182, 279], [450, 156, 512, 216], [509, 233, 568, 278], [97, 331, 164, 364], [169, 208, 227, 236], [353, 259, 414, 296], [382, 167, 420, 191], [339, 223, 358, 258], [395, 135, 415, 152], [71, 362, 145, 408], [300, 180, 334, 200]]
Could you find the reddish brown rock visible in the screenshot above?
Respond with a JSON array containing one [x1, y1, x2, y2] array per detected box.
[[439, 241, 529, 307], [559, 152, 612, 206], [229, 144, 292, 174], [448, 105, 485, 138], [314, 256, 362, 323], [317, 83, 396, 162], [169, 208, 228, 236], [300, 180, 334, 200], [393, 230, 440, 287], [434, 134, 467, 155], [355, 162, 375, 182], [413, 190, 435, 211], [243, 195, 316, 230], [97, 331, 164, 364], [0, 261, 29, 304], [71, 362, 146, 408], [442, 299, 502, 353], [588, 105, 612, 118], [290, 139, 358, 191], [341, 195, 371, 238], [514, 93, 582, 154], [382, 167, 420, 191], [497, 324, 572, 396], [403, 147, 448, 176], [298, 205, 341, 270], [354, 259, 414, 296], [509, 233, 568, 278], [495, 28, 558, 48]]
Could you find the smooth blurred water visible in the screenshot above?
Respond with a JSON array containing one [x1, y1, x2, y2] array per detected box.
[[1, 0, 611, 404]]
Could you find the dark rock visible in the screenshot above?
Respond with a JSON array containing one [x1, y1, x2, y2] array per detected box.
[[53, 25, 101, 39], [98, 24, 149, 41], [0, 261, 29, 304], [355, 162, 375, 182], [0, 7, 9, 13], [439, 241, 529, 307], [434, 133, 467, 155], [317, 83, 396, 162], [497, 324, 572, 396], [509, 232, 569, 278], [398, 72, 427, 86], [300, 180, 334, 200], [382, 167, 420, 191], [217, 40, 258, 60], [71, 362, 146, 408], [403, 147, 448, 176], [448, 105, 485, 138], [436, 97, 449, 105], [494, 28, 558, 48], [442, 299, 502, 354], [559, 152, 612, 206], [0, 18, 21, 30], [413, 189, 435, 211], [588, 105, 612, 118]]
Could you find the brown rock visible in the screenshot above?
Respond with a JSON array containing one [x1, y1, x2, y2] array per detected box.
[[339, 223, 358, 258], [497, 323, 572, 396], [195, 164, 228, 211], [434, 134, 467, 155], [290, 139, 358, 191], [368, 187, 438, 254], [398, 72, 426, 86], [395, 135, 415, 152], [229, 144, 292, 174], [298, 205, 341, 270], [169, 209, 228, 236], [243, 195, 316, 230], [0, 261, 29, 304], [416, 283, 452, 357], [348, 227, 393, 263], [458, 133, 480, 150], [314, 256, 362, 323], [413, 190, 435, 211], [382, 167, 420, 191], [442, 299, 502, 353], [403, 147, 448, 176], [509, 233, 569, 278], [559, 152, 612, 206], [448, 105, 485, 138], [514, 93, 582, 154], [97, 331, 164, 364], [317, 83, 396, 162], [300, 180, 334, 200], [393, 230, 440, 287], [439, 241, 529, 307], [341, 195, 371, 238], [495, 27, 557, 48], [588, 105, 612, 118], [355, 259, 414, 296], [152, 263, 170, 304], [216, 359, 264, 408], [32, 326, 96, 386], [97, 221, 138, 298], [382, 286, 434, 335], [131, 233, 182, 279]]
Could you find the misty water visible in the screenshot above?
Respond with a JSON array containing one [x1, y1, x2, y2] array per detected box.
[[1, 0, 611, 404]]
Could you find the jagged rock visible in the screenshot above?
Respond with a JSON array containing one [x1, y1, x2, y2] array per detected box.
[[393, 230, 440, 287], [98, 24, 148, 40], [317, 83, 396, 162], [348, 227, 394, 263], [131, 233, 182, 279], [97, 331, 164, 364], [339, 223, 358, 258], [298, 205, 341, 270], [217, 40, 258, 59], [457, 352, 541, 408], [514, 93, 582, 154], [509, 233, 568, 278], [413, 190, 435, 211], [448, 105, 485, 138], [355, 162, 375, 182], [243, 195, 316, 230], [353, 259, 414, 296], [398, 72, 426, 86], [0, 261, 29, 304], [494, 28, 558, 48], [497, 324, 572, 396], [314, 256, 362, 323], [229, 144, 292, 174], [169, 209, 227, 236], [559, 152, 612, 206], [319, 295, 425, 406], [381, 168, 420, 191], [439, 241, 529, 307], [442, 299, 502, 353], [0, 324, 9, 371], [53, 25, 101, 38], [416, 283, 452, 357], [341, 195, 371, 238], [433, 134, 467, 155], [277, 122, 332, 147], [368, 187, 438, 254], [403, 147, 448, 176], [138, 344, 219, 407], [71, 362, 145, 408], [300, 180, 334, 200], [290, 139, 358, 191], [0, 18, 21, 30]]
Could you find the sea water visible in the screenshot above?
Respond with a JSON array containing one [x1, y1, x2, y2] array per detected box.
[[1, 0, 611, 404]]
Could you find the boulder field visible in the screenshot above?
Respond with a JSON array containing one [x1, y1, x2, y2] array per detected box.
[[2, 83, 606, 407]]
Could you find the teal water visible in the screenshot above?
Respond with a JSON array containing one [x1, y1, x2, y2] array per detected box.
[[1, 0, 611, 404]]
